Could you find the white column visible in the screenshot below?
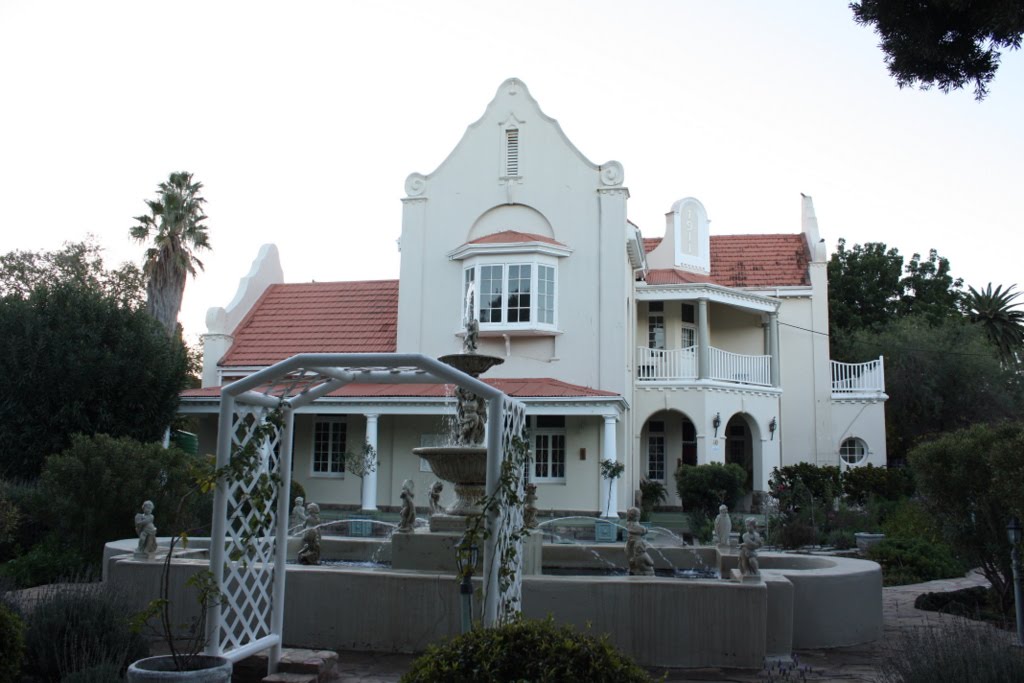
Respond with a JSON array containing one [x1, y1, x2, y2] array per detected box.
[[361, 414, 379, 511], [601, 415, 618, 518], [769, 312, 781, 388], [697, 298, 710, 380]]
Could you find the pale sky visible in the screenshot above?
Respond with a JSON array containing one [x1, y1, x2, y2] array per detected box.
[[1, 1, 1021, 346]]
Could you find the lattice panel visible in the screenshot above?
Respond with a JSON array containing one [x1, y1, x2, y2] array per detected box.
[[494, 396, 528, 623], [215, 406, 283, 654]]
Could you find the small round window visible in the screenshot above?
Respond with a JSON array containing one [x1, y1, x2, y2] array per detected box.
[[839, 437, 868, 465]]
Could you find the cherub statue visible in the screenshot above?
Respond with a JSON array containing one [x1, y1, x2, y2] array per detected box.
[[523, 483, 539, 529], [304, 502, 321, 533], [455, 387, 486, 446], [738, 517, 762, 577], [714, 504, 732, 548], [428, 481, 444, 516], [297, 527, 321, 565], [625, 507, 654, 576], [134, 500, 157, 559], [290, 496, 307, 534], [398, 480, 416, 532]]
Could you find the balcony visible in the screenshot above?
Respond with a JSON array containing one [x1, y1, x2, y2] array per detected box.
[[637, 346, 772, 387], [831, 357, 886, 397]]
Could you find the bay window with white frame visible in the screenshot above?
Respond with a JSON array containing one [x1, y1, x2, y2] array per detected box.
[[463, 259, 557, 331]]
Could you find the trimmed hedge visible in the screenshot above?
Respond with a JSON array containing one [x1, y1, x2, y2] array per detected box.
[[401, 618, 653, 683]]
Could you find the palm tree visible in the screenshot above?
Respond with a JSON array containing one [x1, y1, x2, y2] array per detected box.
[[130, 172, 211, 336], [963, 283, 1024, 367]]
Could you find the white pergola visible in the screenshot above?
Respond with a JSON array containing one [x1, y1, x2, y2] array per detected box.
[[204, 352, 526, 671]]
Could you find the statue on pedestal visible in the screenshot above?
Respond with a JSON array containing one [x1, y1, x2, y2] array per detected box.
[[398, 480, 416, 532], [738, 517, 762, 577], [625, 507, 654, 576], [523, 483, 539, 529], [428, 481, 444, 516], [297, 527, 321, 565], [134, 500, 157, 559], [290, 496, 307, 534], [714, 504, 732, 548]]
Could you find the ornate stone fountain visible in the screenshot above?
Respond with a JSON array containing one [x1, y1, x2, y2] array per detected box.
[[412, 291, 503, 532]]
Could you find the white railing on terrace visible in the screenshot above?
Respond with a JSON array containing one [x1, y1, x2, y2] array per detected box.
[[831, 356, 886, 394], [709, 347, 772, 386], [637, 346, 697, 381]]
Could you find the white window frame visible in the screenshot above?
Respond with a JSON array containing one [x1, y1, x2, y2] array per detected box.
[[463, 254, 559, 334], [310, 416, 346, 478], [681, 302, 697, 348], [839, 437, 869, 466], [647, 421, 666, 481], [530, 416, 566, 484]]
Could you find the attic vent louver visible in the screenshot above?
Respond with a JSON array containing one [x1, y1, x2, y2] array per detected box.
[[505, 128, 519, 176]]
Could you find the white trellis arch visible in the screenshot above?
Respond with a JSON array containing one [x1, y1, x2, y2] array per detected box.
[[205, 353, 526, 670]]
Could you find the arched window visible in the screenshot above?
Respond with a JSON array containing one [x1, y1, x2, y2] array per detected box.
[[839, 437, 868, 466]]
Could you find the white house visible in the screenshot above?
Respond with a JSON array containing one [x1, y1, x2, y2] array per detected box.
[[180, 78, 887, 515]]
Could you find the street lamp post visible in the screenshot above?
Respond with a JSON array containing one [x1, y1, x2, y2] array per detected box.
[[1008, 516, 1023, 647], [455, 536, 479, 634]]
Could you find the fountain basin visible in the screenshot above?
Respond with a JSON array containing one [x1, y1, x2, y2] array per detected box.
[[412, 446, 486, 525]]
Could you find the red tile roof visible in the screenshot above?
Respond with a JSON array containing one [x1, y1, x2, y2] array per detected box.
[[643, 234, 810, 288], [220, 280, 398, 367], [466, 230, 566, 247], [182, 377, 618, 399]]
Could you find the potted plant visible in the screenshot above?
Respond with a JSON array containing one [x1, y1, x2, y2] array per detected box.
[[595, 459, 625, 542], [129, 411, 284, 681], [343, 443, 378, 537], [638, 479, 667, 523]]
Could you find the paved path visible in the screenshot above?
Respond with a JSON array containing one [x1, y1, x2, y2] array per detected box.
[[326, 571, 1003, 683]]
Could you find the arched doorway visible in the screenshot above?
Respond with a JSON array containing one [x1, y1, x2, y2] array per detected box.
[[641, 410, 698, 486]]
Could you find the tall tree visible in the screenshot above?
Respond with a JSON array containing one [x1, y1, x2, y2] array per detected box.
[[827, 239, 903, 358], [897, 248, 963, 321], [851, 0, 1024, 100], [963, 283, 1024, 366], [130, 172, 211, 336]]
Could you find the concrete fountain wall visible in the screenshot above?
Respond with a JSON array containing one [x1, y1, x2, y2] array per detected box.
[[104, 536, 882, 669]]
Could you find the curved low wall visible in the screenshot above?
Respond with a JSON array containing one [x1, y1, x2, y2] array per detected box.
[[104, 537, 882, 665]]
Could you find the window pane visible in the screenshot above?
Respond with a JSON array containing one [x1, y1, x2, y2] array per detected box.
[[648, 434, 665, 480], [480, 265, 504, 323], [507, 264, 531, 323], [649, 314, 665, 349], [314, 420, 346, 474], [681, 326, 695, 348], [538, 265, 555, 324], [681, 303, 695, 324]]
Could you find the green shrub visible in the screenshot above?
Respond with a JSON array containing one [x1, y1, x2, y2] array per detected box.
[[0, 478, 47, 564], [638, 479, 667, 522], [880, 498, 946, 546], [0, 602, 25, 683], [878, 615, 1024, 683], [776, 518, 818, 549], [39, 434, 210, 570], [867, 538, 965, 586], [913, 586, 999, 620], [0, 535, 88, 588], [827, 529, 856, 550], [401, 617, 653, 683], [21, 582, 148, 682], [842, 464, 914, 504], [674, 463, 746, 519], [770, 464, 841, 513]]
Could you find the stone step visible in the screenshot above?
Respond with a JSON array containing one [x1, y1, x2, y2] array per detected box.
[[234, 648, 338, 683], [262, 674, 318, 683]]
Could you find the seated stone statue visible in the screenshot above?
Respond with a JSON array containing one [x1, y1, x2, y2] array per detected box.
[[625, 507, 654, 576], [738, 517, 762, 577], [134, 500, 157, 559], [297, 527, 321, 565]]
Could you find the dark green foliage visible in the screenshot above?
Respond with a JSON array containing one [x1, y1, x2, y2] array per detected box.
[[913, 586, 998, 620], [38, 434, 208, 574], [827, 529, 857, 550], [877, 615, 1024, 683], [290, 478, 306, 508], [0, 601, 24, 683], [845, 315, 1022, 460], [842, 464, 915, 505], [0, 536, 87, 588], [0, 282, 189, 479], [770, 464, 842, 513], [21, 582, 148, 682], [776, 519, 818, 550], [400, 617, 653, 683], [827, 239, 962, 360], [963, 283, 1024, 367], [880, 498, 946, 546], [851, 0, 1024, 100], [638, 479, 667, 522], [867, 538, 966, 586], [908, 422, 1024, 610], [0, 479, 46, 565], [674, 462, 747, 519]]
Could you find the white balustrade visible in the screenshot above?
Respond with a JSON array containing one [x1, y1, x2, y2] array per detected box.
[[636, 346, 697, 381], [708, 347, 772, 386], [831, 356, 886, 394]]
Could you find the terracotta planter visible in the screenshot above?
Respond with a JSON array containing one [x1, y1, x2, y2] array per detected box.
[[127, 655, 232, 682]]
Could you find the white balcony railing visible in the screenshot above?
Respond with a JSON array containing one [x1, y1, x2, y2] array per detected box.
[[709, 347, 772, 386], [637, 346, 697, 381], [636, 346, 771, 386], [831, 356, 886, 395]]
